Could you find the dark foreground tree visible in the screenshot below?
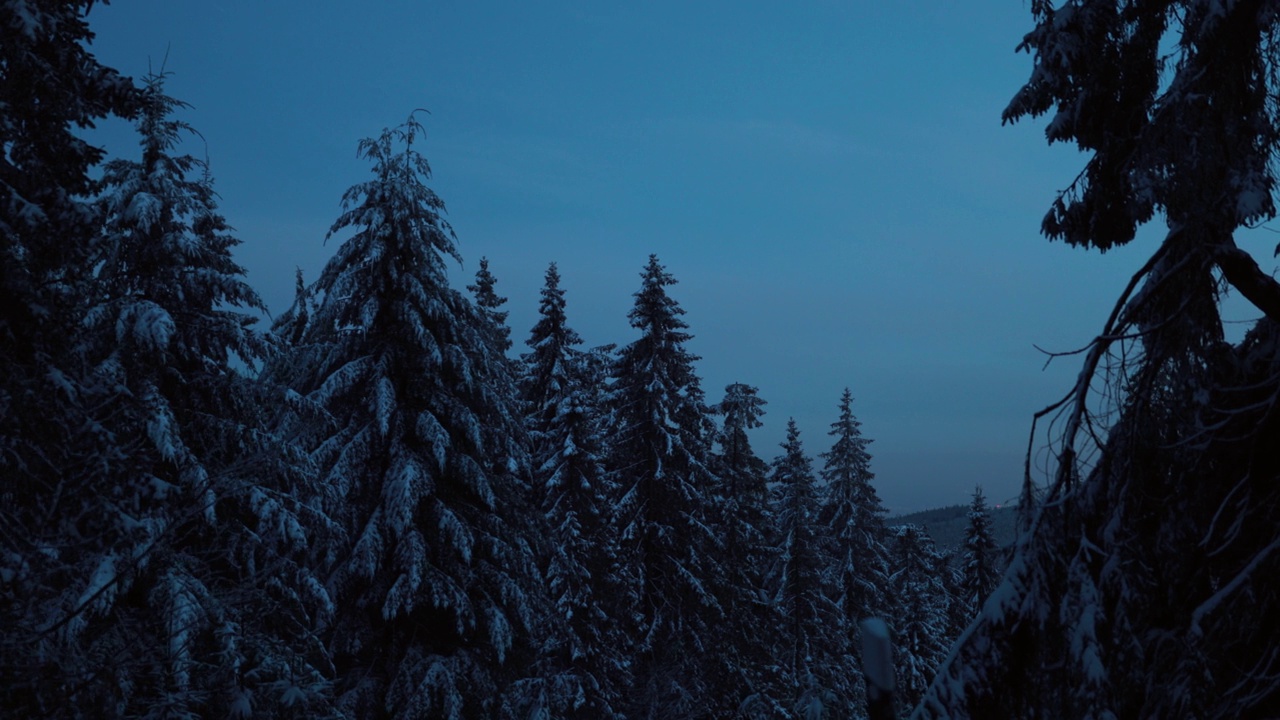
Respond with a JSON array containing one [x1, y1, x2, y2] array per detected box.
[[271, 116, 540, 719], [916, 3, 1280, 718]]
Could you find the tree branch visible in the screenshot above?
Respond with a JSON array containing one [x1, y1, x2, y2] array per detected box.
[[1215, 238, 1280, 323]]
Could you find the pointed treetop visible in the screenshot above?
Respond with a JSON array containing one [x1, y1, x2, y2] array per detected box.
[[469, 257, 508, 315], [469, 256, 511, 351], [715, 382, 767, 432], [777, 418, 811, 473], [326, 112, 459, 273], [629, 254, 689, 338]]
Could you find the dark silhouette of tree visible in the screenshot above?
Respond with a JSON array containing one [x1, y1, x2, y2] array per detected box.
[[708, 382, 784, 718], [890, 525, 951, 713], [917, 3, 1280, 718]]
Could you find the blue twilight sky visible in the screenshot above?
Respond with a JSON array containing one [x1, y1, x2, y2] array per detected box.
[[81, 1, 1166, 513]]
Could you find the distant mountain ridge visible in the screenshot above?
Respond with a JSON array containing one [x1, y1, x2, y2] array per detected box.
[[888, 503, 1018, 553]]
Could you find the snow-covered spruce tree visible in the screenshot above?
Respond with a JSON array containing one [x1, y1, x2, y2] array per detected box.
[[820, 389, 888, 622], [274, 116, 540, 719], [518, 261, 629, 718], [708, 382, 785, 718], [916, 3, 1280, 718], [606, 255, 727, 718], [771, 419, 855, 719], [61, 71, 340, 718], [816, 388, 887, 710], [958, 485, 999, 617], [468, 256, 513, 354], [889, 525, 952, 714]]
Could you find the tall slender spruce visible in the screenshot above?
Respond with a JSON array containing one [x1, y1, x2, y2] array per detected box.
[[607, 255, 725, 718], [519, 262, 628, 718], [772, 420, 852, 718]]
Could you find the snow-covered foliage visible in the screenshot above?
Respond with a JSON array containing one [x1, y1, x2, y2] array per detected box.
[[771, 419, 857, 717], [605, 255, 729, 717], [469, 256, 513, 354], [915, 2, 1280, 718], [889, 525, 953, 712], [959, 485, 1000, 615], [269, 115, 541, 719], [519, 262, 630, 718], [708, 382, 787, 716]]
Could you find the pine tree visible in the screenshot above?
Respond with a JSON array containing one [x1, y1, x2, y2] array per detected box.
[[469, 256, 513, 354], [519, 261, 628, 718], [272, 116, 539, 719], [74, 70, 342, 717], [959, 486, 1000, 616], [607, 254, 725, 718], [772, 419, 853, 719], [709, 382, 783, 717], [0, 0, 131, 702], [917, 4, 1280, 717], [819, 389, 889, 625], [521, 263, 584, 455], [889, 525, 951, 713], [0, 5, 138, 708], [815, 388, 887, 716]]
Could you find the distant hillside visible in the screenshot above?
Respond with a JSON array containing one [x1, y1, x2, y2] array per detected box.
[[888, 503, 1018, 554]]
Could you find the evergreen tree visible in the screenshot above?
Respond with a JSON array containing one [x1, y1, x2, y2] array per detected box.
[[714, 382, 770, 503], [772, 419, 853, 719], [78, 71, 340, 717], [959, 485, 1000, 616], [521, 263, 584, 454], [709, 382, 783, 717], [917, 3, 1280, 718], [519, 261, 628, 718], [889, 525, 951, 713], [816, 387, 887, 716], [0, 5, 139, 709], [272, 116, 539, 719], [819, 388, 889, 625], [607, 254, 725, 718], [468, 256, 512, 354]]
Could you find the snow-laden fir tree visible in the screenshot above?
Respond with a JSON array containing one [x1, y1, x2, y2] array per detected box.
[[518, 262, 630, 718], [70, 71, 340, 717], [959, 486, 1000, 617], [771, 419, 856, 719], [270, 115, 541, 719], [606, 254, 727, 718], [915, 3, 1280, 718], [889, 525, 952, 713]]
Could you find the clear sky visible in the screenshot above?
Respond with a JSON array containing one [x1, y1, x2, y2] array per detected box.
[[82, 1, 1162, 513]]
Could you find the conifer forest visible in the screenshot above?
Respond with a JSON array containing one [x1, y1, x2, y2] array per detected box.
[[4, 2, 1280, 718]]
